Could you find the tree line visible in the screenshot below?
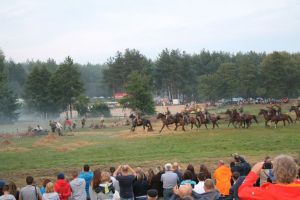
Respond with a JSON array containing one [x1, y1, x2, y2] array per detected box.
[[0, 48, 300, 122]]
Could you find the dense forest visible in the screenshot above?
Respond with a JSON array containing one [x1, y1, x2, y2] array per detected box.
[[1, 48, 300, 117]]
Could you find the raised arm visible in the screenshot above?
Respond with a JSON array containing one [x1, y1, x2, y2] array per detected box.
[[128, 165, 137, 176], [113, 165, 122, 177]]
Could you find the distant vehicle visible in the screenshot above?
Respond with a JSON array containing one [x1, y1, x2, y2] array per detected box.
[[172, 99, 180, 105]]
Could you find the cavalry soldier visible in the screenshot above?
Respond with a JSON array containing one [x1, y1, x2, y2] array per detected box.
[[273, 104, 282, 116], [165, 107, 171, 120], [238, 105, 245, 118], [202, 106, 209, 120]]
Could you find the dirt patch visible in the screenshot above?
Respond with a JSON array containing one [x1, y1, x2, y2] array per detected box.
[[1, 139, 12, 146], [33, 134, 58, 147], [55, 141, 95, 152]]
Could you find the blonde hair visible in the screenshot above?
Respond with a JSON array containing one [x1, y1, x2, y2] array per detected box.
[[100, 172, 111, 183], [46, 182, 54, 193]]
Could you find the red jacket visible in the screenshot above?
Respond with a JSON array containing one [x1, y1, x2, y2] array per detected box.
[[239, 171, 300, 200], [54, 179, 72, 200]]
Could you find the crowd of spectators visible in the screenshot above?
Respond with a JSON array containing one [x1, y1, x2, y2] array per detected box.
[[0, 154, 300, 200]]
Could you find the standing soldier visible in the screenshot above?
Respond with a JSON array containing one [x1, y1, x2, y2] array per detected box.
[[81, 118, 86, 128]]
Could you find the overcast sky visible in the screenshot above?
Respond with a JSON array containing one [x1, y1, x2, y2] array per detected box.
[[1, 0, 300, 64]]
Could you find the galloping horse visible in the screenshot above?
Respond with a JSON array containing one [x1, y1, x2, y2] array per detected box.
[[242, 114, 259, 127], [258, 109, 293, 128], [258, 109, 272, 127], [157, 113, 185, 133], [208, 115, 221, 129], [182, 112, 199, 129], [225, 109, 245, 128], [290, 106, 300, 122], [129, 113, 153, 132], [195, 112, 210, 129]]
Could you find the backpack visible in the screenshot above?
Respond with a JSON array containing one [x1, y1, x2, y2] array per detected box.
[[95, 184, 115, 200]]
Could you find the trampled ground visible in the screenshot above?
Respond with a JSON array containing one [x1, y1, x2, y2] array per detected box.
[[0, 114, 299, 187]]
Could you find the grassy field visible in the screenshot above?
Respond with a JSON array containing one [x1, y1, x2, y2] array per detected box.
[[0, 103, 299, 186]]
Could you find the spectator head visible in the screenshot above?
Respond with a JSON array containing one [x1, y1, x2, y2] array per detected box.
[[155, 166, 163, 173], [199, 164, 209, 173], [72, 171, 79, 178], [173, 162, 180, 171], [122, 165, 129, 173], [181, 196, 194, 200], [83, 164, 90, 172], [218, 160, 225, 167], [42, 179, 51, 188], [147, 189, 158, 200], [204, 179, 215, 192], [109, 167, 116, 174], [186, 164, 195, 174], [2, 185, 9, 193], [135, 167, 143, 174], [177, 184, 193, 198], [92, 169, 101, 189], [165, 163, 172, 171], [197, 173, 206, 182], [232, 172, 240, 181], [182, 170, 193, 181], [26, 176, 34, 185], [100, 172, 111, 183], [57, 173, 65, 180], [273, 155, 298, 184], [8, 182, 17, 197], [46, 182, 54, 193]]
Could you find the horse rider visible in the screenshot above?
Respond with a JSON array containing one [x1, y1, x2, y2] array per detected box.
[[165, 107, 171, 120], [202, 106, 209, 120], [238, 105, 245, 118], [273, 104, 282, 116]]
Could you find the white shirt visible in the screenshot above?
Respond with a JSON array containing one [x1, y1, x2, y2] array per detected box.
[[193, 181, 205, 194]]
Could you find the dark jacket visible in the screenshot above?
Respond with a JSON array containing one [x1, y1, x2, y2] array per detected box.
[[192, 190, 221, 200], [151, 172, 163, 197]]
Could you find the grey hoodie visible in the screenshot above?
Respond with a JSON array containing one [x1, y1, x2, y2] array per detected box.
[[192, 190, 220, 200], [70, 177, 86, 200]]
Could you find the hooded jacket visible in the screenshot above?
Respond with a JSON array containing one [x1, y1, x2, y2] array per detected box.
[[54, 179, 72, 200], [192, 190, 221, 200], [238, 171, 300, 200], [70, 178, 86, 200]]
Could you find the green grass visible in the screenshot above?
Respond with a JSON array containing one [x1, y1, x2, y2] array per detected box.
[[1, 122, 299, 173]]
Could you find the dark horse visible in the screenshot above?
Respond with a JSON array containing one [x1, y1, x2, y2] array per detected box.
[[129, 113, 153, 132], [208, 115, 221, 129], [182, 112, 199, 129], [290, 106, 300, 123], [195, 112, 210, 129], [225, 109, 246, 128], [258, 109, 293, 128], [157, 113, 185, 133]]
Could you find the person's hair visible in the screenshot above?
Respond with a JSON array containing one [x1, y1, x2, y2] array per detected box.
[[182, 170, 193, 180], [218, 160, 225, 165], [147, 169, 155, 184], [3, 185, 9, 192], [100, 172, 111, 183], [204, 179, 215, 190], [72, 171, 79, 178], [26, 176, 34, 185], [92, 169, 101, 189], [273, 155, 298, 184], [197, 173, 206, 181], [45, 182, 54, 193], [136, 171, 146, 181], [173, 162, 179, 170], [42, 179, 51, 188], [234, 155, 241, 162], [164, 163, 172, 171], [83, 164, 90, 172], [186, 164, 195, 175], [181, 196, 194, 200], [8, 182, 17, 197], [199, 164, 209, 173], [109, 167, 115, 174], [122, 165, 129, 173], [232, 172, 240, 181], [178, 184, 193, 197], [147, 189, 158, 198]]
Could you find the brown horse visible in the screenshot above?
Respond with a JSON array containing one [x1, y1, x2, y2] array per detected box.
[[258, 109, 293, 128], [290, 106, 300, 123], [157, 113, 185, 133], [258, 109, 272, 127], [195, 112, 210, 129], [225, 109, 246, 128], [242, 114, 259, 127], [182, 113, 199, 129], [208, 115, 221, 129]]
